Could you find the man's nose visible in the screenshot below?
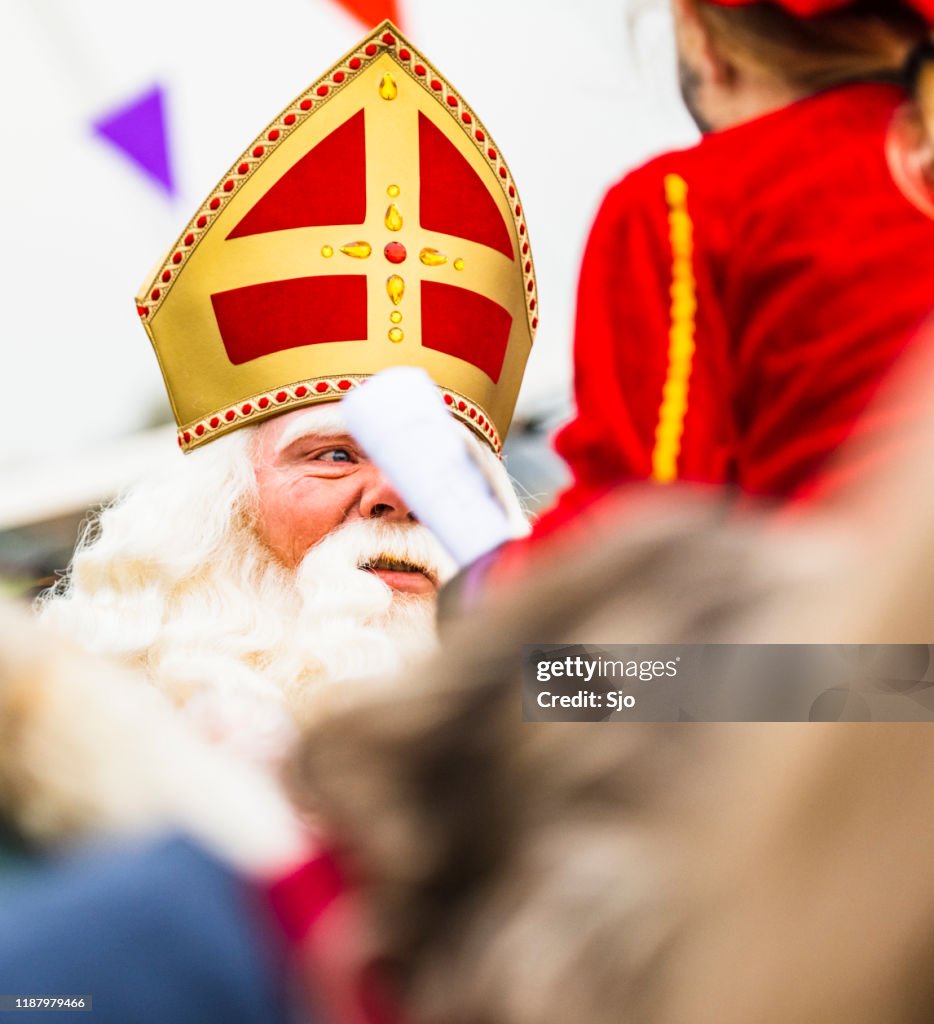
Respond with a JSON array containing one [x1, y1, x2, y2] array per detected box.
[[358, 464, 416, 522]]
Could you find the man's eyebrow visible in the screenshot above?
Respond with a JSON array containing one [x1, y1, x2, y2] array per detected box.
[[274, 408, 351, 455]]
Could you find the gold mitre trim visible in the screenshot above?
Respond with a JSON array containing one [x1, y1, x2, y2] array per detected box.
[[135, 20, 537, 455]]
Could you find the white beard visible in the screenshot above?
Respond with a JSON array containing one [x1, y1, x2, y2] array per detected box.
[[174, 518, 451, 765], [41, 421, 521, 768], [285, 517, 449, 711]]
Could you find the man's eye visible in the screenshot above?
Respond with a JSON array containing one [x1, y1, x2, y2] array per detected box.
[[316, 447, 353, 463]]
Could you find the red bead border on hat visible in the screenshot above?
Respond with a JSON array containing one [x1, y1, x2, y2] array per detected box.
[[177, 375, 503, 456], [137, 20, 539, 338]]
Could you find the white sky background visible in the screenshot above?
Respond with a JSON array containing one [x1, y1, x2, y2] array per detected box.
[[0, 0, 697, 469]]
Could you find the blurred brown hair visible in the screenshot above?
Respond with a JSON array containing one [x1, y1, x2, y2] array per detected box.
[[287, 500, 816, 1024], [695, 1, 928, 92], [696, 0, 934, 184], [288, 480, 934, 1024]]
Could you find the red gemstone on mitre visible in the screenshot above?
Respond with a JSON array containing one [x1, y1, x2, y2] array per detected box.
[[283, 114, 296, 125], [522, 241, 529, 254], [268, 129, 280, 141], [527, 280, 534, 292], [241, 403, 252, 414], [137, 305, 148, 317], [530, 298, 536, 310], [315, 381, 329, 393], [499, 167, 507, 178], [519, 224, 526, 235], [525, 261, 531, 273], [338, 379, 352, 390], [532, 317, 538, 329], [177, 436, 183, 448], [430, 80, 442, 91], [444, 394, 454, 406], [446, 95, 458, 106], [183, 431, 191, 443], [237, 162, 249, 174], [197, 215, 207, 227], [475, 130, 485, 142], [399, 48, 411, 60], [487, 147, 496, 159], [150, 288, 160, 300], [462, 111, 472, 124], [316, 85, 329, 96], [195, 424, 205, 436], [365, 44, 377, 56], [210, 197, 221, 209], [225, 410, 236, 421], [258, 396, 270, 409], [382, 32, 395, 44], [223, 179, 235, 192], [509, 185, 516, 198], [183, 233, 194, 246], [209, 417, 220, 428], [161, 270, 171, 283], [300, 99, 312, 110], [469, 408, 476, 418], [276, 391, 288, 402], [333, 71, 345, 83], [349, 57, 361, 70], [478, 416, 484, 426], [384, 241, 407, 264], [457, 401, 466, 412], [253, 146, 264, 157], [295, 385, 308, 397], [414, 64, 426, 76]]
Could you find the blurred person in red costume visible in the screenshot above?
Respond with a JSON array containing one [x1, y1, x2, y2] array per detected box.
[[536, 0, 934, 540], [40, 22, 533, 764]]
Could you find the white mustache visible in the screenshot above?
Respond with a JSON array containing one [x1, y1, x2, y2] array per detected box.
[[298, 519, 455, 589]]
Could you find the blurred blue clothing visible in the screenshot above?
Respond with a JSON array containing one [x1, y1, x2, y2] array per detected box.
[[0, 834, 314, 1024]]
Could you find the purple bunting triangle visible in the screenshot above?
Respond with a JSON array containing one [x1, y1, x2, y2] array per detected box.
[[93, 84, 175, 196]]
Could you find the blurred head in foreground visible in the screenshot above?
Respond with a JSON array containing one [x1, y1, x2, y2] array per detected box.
[[672, 0, 933, 140], [0, 599, 304, 872], [288, 493, 934, 1024]]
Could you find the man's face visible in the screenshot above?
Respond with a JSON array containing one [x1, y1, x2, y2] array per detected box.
[[251, 404, 436, 595]]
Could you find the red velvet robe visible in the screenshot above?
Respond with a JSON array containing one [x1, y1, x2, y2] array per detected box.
[[536, 83, 934, 537]]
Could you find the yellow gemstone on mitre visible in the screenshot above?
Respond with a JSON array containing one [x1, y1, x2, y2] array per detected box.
[[385, 204, 403, 231], [419, 248, 447, 266], [340, 241, 372, 259], [388, 327, 404, 343], [389, 310, 402, 324], [386, 274, 405, 305], [379, 73, 398, 100]]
